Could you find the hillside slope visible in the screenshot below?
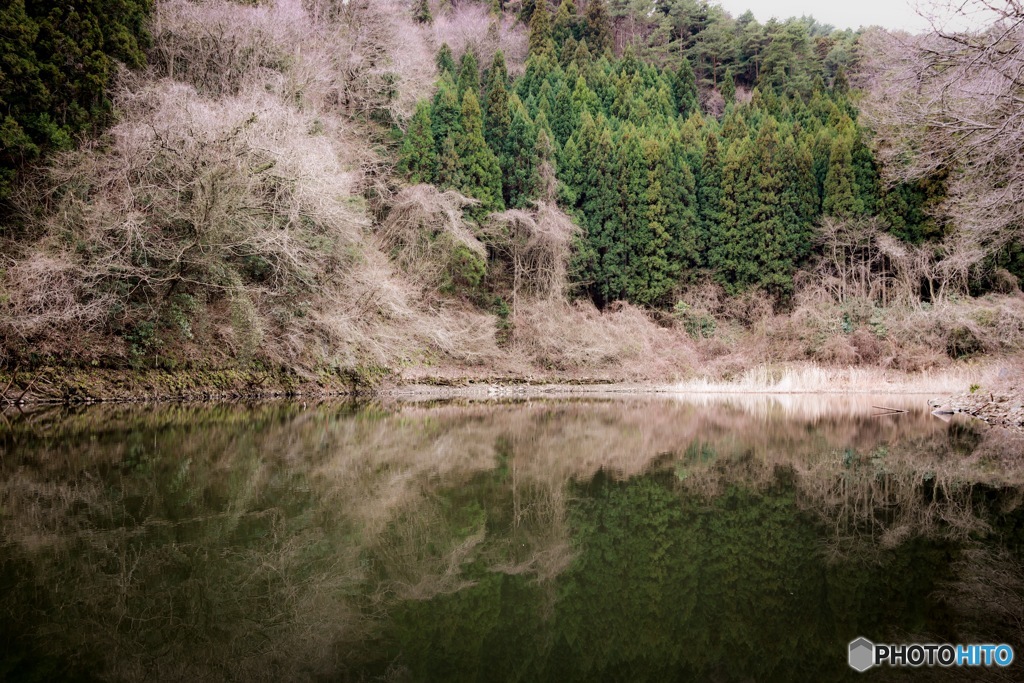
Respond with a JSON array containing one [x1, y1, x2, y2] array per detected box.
[[1, 0, 1021, 401]]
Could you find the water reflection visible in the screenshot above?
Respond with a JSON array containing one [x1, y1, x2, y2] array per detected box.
[[1, 397, 1022, 681]]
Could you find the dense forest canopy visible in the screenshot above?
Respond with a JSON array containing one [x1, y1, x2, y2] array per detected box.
[[399, 0, 957, 307], [0, 0, 153, 200]]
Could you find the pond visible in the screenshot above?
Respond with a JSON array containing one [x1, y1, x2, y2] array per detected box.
[[1, 395, 1022, 682]]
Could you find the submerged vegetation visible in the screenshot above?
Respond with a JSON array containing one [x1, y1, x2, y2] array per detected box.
[[0, 0, 1022, 395]]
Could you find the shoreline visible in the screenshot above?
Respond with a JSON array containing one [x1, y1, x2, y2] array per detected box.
[[0, 365, 976, 405], [1, 363, 1018, 431]]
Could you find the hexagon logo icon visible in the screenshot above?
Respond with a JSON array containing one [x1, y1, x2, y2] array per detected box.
[[849, 637, 875, 672]]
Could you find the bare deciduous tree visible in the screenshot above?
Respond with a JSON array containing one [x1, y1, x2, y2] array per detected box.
[[860, 1, 1024, 256]]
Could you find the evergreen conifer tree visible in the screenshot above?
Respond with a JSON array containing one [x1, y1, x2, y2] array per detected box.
[[583, 0, 613, 56], [823, 130, 857, 218], [529, 1, 556, 57], [504, 96, 540, 208], [457, 51, 481, 96], [673, 57, 700, 117], [484, 52, 512, 157], [398, 100, 437, 184], [697, 131, 723, 264], [436, 134, 463, 190], [721, 67, 736, 103], [553, 0, 580, 45], [454, 90, 504, 215], [436, 44, 457, 80], [431, 75, 462, 158]]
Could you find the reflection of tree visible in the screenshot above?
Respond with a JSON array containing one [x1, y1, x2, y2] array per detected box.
[[2, 399, 1024, 681]]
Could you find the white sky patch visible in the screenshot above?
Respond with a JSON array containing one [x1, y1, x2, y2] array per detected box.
[[711, 0, 976, 32]]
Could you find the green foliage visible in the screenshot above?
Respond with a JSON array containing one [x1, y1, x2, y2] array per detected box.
[[483, 52, 512, 154], [431, 76, 462, 160], [457, 51, 481, 97], [413, 0, 432, 24], [553, 0, 581, 46], [673, 301, 716, 338], [528, 0, 555, 57], [582, 0, 613, 55], [436, 43, 457, 80], [453, 90, 504, 216], [441, 245, 487, 296], [126, 320, 160, 367], [502, 97, 539, 208], [823, 126, 858, 218], [395, 1, 943, 309], [0, 0, 153, 200], [398, 101, 437, 184]]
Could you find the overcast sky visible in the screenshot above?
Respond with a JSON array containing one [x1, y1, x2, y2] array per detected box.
[[712, 0, 941, 32]]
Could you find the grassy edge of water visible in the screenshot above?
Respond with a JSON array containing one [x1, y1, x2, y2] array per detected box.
[[0, 364, 389, 404]]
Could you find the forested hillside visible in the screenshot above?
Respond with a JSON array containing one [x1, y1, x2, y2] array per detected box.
[[0, 0, 1022, 397], [398, 0, 956, 308]]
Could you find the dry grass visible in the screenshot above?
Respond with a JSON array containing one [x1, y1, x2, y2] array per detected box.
[[671, 362, 998, 395], [510, 299, 695, 379]]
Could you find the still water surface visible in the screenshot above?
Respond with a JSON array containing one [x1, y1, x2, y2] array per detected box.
[[1, 395, 1022, 682]]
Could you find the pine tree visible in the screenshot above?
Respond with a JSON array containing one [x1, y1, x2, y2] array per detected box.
[[553, 0, 580, 46], [570, 75, 600, 118], [823, 129, 857, 218], [549, 79, 579, 145], [832, 65, 849, 97], [852, 133, 880, 215], [504, 96, 539, 208], [454, 90, 504, 215], [696, 131, 723, 265], [721, 67, 736, 103], [457, 51, 481, 97], [710, 134, 756, 291], [519, 0, 537, 23], [529, 0, 556, 57], [398, 100, 437, 184], [535, 122, 559, 201], [483, 52, 512, 157], [431, 75, 462, 158], [568, 112, 620, 307], [779, 134, 818, 274], [436, 134, 463, 190], [534, 78, 556, 121], [583, 0, 613, 56], [658, 128, 700, 274], [436, 44, 457, 80], [745, 116, 791, 295]]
